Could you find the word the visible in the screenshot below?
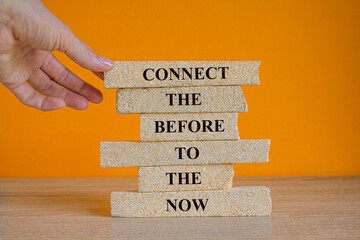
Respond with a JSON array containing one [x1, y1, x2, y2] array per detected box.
[[143, 67, 229, 81], [165, 93, 201, 106], [166, 198, 209, 212], [155, 120, 225, 133], [166, 172, 201, 185]]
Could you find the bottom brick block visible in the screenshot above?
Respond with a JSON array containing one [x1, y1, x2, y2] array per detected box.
[[111, 187, 271, 217]]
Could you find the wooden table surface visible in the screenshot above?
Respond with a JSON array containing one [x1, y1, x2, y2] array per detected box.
[[0, 176, 359, 239]]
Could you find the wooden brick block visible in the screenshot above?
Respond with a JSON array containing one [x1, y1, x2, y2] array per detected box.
[[105, 61, 260, 88], [100, 140, 270, 167], [116, 86, 247, 114], [138, 164, 233, 192], [140, 113, 239, 141], [111, 187, 271, 217]]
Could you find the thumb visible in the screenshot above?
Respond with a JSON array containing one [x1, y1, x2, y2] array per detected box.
[[58, 26, 114, 72]]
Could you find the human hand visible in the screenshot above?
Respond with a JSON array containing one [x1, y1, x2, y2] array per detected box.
[[0, 0, 114, 111]]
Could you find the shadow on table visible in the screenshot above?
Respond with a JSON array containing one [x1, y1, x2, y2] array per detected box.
[[7, 191, 112, 217], [111, 216, 272, 239]]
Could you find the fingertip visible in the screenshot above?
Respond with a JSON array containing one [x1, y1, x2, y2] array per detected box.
[[78, 83, 103, 104], [74, 100, 88, 110], [61, 35, 114, 72], [42, 97, 66, 111], [99, 57, 114, 69], [89, 90, 103, 104], [73, 98, 89, 110], [84, 56, 114, 72], [88, 56, 114, 72], [64, 92, 89, 110]]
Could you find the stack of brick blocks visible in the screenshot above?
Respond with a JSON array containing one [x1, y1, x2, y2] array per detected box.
[[101, 61, 271, 217]]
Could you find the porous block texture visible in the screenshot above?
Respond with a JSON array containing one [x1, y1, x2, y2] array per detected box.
[[140, 113, 239, 141], [116, 86, 247, 114], [111, 187, 271, 217], [138, 164, 234, 192], [100, 140, 270, 167], [105, 61, 260, 88]]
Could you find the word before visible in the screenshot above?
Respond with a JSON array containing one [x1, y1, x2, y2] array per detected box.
[[166, 93, 201, 106], [166, 172, 201, 185], [175, 147, 199, 159], [155, 120, 225, 133], [166, 198, 209, 212], [143, 67, 229, 81]]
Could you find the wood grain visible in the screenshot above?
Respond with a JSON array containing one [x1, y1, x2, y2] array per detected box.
[[0, 176, 359, 239]]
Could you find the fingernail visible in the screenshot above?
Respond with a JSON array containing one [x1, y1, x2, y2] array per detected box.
[[99, 57, 114, 68]]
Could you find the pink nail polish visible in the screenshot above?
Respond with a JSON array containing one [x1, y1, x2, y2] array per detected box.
[[99, 57, 114, 68]]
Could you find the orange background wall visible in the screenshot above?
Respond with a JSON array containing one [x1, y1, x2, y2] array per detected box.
[[0, 0, 359, 177]]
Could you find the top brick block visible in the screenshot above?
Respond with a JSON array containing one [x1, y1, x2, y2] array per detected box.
[[104, 61, 260, 89]]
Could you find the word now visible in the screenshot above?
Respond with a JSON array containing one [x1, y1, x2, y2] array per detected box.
[[166, 198, 209, 212], [143, 67, 229, 81], [155, 120, 225, 133]]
